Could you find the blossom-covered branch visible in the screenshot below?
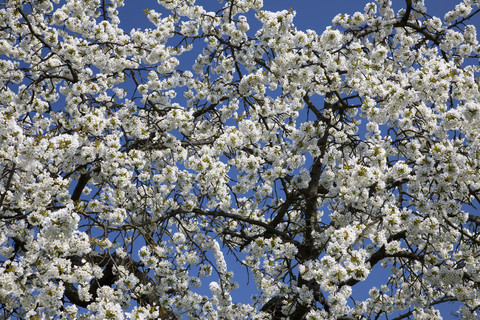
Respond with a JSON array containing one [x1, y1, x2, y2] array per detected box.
[[1, 0, 480, 319]]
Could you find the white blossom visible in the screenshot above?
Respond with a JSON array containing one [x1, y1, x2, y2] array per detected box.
[[1, 0, 480, 319]]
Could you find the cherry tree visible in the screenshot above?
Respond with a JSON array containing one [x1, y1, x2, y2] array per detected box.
[[1, 0, 480, 318]]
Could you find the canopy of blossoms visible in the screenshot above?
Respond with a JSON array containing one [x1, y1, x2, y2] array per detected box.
[[0, 0, 480, 319]]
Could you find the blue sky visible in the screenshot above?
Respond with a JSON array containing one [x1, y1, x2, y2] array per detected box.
[[119, 0, 480, 32], [263, 0, 480, 29], [114, 0, 478, 318]]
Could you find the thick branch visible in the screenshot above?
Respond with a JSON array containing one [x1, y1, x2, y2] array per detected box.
[[192, 208, 302, 248], [339, 231, 407, 287], [192, 97, 228, 118], [0, 162, 15, 209]]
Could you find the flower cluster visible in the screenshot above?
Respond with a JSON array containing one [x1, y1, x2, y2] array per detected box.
[[1, 0, 480, 319]]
